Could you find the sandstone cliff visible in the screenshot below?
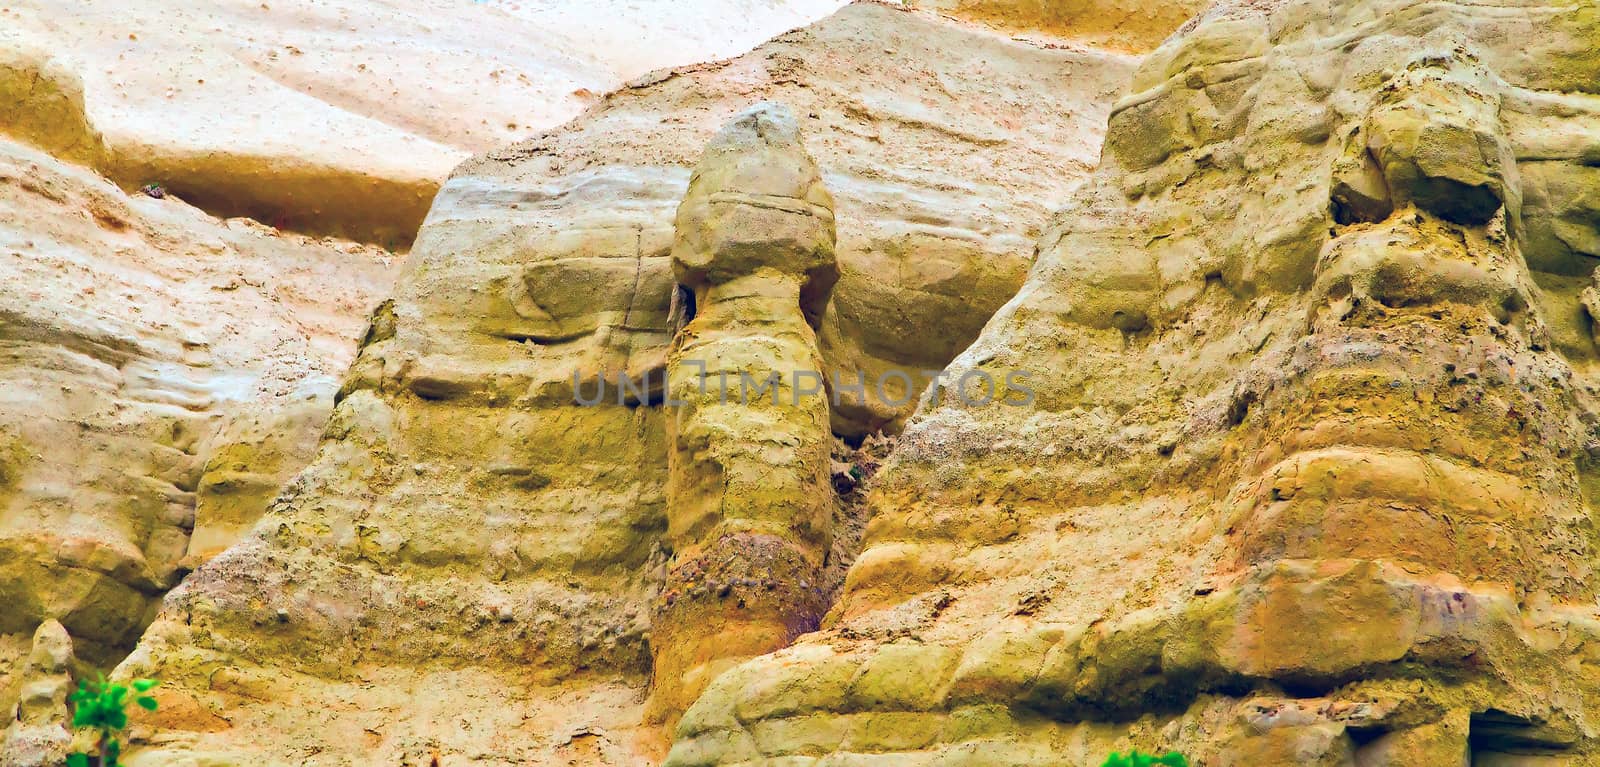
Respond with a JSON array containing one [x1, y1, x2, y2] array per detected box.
[[104, 3, 1152, 763], [675, 0, 1600, 763], [0, 135, 397, 748], [17, 0, 1594, 764], [0, 4, 865, 762]]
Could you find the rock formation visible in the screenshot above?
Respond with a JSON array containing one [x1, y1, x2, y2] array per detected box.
[[0, 0, 848, 244], [103, 3, 1158, 763], [0, 3, 855, 761], [0, 132, 396, 739], [915, 0, 1209, 51], [651, 103, 840, 725], [444, 1, 1139, 436], [1, 621, 73, 767], [22, 0, 1597, 763], [671, 0, 1600, 764]]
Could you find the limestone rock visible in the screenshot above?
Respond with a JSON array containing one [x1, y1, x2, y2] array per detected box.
[[0, 134, 395, 709], [445, 0, 1143, 437], [916, 0, 1209, 51], [670, 103, 839, 320]]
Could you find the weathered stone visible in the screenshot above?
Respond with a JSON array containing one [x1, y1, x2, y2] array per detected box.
[[1, 0, 847, 245], [1355, 710, 1470, 767], [651, 104, 840, 725], [0, 134, 395, 702], [28, 0, 1600, 763], [99, 3, 1161, 763], [672, 0, 1600, 764], [1, 620, 73, 767]]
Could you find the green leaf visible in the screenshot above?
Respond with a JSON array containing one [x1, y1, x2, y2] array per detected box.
[[66, 753, 90, 767], [73, 695, 107, 728], [107, 708, 127, 730], [136, 696, 158, 711], [106, 738, 122, 767], [132, 679, 159, 692], [1104, 750, 1188, 767]]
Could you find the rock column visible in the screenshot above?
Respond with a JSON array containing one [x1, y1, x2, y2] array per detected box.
[[2, 620, 74, 766], [648, 102, 839, 726]]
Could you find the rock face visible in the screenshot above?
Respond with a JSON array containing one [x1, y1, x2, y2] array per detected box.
[[21, 0, 1600, 760], [70, 0, 1600, 763], [446, 1, 1139, 436], [2, 2, 853, 759], [670, 0, 1600, 764], [917, 0, 1208, 51], [109, 3, 1151, 764], [651, 103, 840, 725], [0, 0, 848, 244], [0, 134, 396, 750], [1, 621, 73, 767]]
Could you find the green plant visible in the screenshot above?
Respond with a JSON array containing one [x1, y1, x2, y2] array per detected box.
[[1101, 750, 1190, 767], [65, 675, 158, 767]]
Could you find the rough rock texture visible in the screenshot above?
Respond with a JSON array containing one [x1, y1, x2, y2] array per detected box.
[[0, 0, 847, 244], [110, 3, 1152, 764], [0, 2, 858, 726], [447, 1, 1139, 436], [651, 104, 840, 726], [0, 134, 395, 748], [1, 621, 73, 767], [670, 0, 1600, 765], [917, 0, 1208, 51]]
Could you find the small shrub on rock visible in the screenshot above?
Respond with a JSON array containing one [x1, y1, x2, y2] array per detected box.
[[1101, 750, 1189, 767], [65, 675, 159, 767]]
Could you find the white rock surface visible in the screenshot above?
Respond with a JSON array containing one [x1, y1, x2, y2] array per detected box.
[[1, 0, 849, 242]]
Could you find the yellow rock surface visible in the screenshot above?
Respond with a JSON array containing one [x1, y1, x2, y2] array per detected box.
[[0, 134, 396, 756], [916, 0, 1209, 51], [651, 103, 840, 727], [25, 0, 1599, 763], [104, 3, 1158, 764], [675, 0, 1600, 764]]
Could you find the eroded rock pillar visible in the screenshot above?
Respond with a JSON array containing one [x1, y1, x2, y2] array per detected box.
[[2, 620, 74, 766], [647, 102, 838, 725]]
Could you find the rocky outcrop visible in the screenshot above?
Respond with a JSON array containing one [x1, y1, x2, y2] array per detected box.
[[62, 0, 1600, 761], [671, 0, 1600, 764], [447, 1, 1139, 436], [0, 134, 395, 746], [1, 621, 73, 767], [0, 1, 840, 726], [0, 0, 847, 244], [108, 3, 1157, 763], [651, 104, 841, 726]]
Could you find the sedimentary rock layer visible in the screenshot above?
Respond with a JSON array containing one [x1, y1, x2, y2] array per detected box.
[[919, 0, 1209, 51], [0, 135, 395, 754], [652, 103, 841, 726], [0, 0, 847, 244], [447, 0, 1138, 436], [672, 0, 1600, 764], [109, 3, 1150, 763]]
